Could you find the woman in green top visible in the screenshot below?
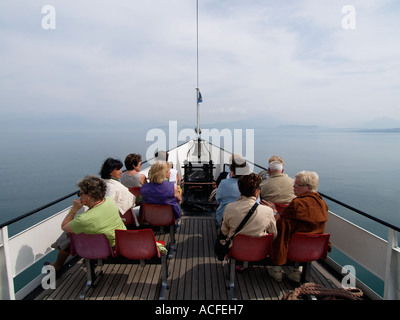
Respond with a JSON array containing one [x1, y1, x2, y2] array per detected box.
[[62, 174, 126, 247], [48, 175, 126, 272]]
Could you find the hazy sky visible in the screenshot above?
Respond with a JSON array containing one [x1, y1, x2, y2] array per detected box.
[[1, 0, 399, 130]]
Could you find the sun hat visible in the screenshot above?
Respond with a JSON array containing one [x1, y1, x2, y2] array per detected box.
[[230, 153, 251, 176]]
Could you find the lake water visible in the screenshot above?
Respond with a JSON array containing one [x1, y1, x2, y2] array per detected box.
[[1, 126, 399, 296], [0, 128, 400, 235], [1, 127, 399, 234]]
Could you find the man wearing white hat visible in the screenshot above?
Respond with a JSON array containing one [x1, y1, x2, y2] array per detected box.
[[215, 154, 251, 226]]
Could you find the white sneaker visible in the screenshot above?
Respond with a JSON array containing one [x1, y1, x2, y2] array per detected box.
[[268, 266, 283, 282]]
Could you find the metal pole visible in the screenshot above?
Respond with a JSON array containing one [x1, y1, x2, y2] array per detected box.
[[196, 0, 201, 162], [196, 88, 200, 140], [196, 0, 200, 141]]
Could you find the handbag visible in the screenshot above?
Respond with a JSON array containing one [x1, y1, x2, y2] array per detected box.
[[214, 202, 259, 261]]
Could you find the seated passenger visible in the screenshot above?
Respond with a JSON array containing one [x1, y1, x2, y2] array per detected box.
[[154, 150, 168, 161], [258, 155, 284, 180], [260, 159, 295, 205], [221, 173, 277, 243], [266, 171, 329, 283], [120, 153, 147, 188], [140, 161, 182, 220], [166, 162, 181, 186], [100, 158, 136, 214], [47, 175, 126, 273], [215, 154, 251, 226], [269, 155, 284, 166], [62, 175, 127, 246], [167, 162, 182, 196], [154, 151, 180, 188]]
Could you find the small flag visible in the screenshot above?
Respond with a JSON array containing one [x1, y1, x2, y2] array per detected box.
[[197, 91, 202, 103]]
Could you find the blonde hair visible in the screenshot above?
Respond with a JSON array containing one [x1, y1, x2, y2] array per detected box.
[[268, 155, 284, 166], [295, 171, 319, 192], [149, 161, 168, 184]]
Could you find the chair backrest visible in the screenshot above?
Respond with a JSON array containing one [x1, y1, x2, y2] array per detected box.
[[115, 229, 160, 260], [287, 233, 330, 262], [128, 187, 142, 205], [230, 233, 274, 262], [120, 209, 134, 226], [141, 203, 175, 227], [273, 203, 288, 214], [70, 233, 114, 260]]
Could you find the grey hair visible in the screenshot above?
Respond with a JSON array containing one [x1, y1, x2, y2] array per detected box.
[[295, 171, 319, 192]]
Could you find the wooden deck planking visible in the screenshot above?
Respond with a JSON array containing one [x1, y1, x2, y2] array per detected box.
[[34, 216, 341, 301]]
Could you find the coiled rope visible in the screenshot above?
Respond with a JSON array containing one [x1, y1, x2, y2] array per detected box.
[[282, 282, 364, 300]]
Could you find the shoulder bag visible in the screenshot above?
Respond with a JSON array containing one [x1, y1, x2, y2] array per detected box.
[[214, 202, 259, 261]]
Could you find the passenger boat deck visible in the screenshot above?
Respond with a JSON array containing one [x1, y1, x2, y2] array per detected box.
[[33, 216, 342, 300]]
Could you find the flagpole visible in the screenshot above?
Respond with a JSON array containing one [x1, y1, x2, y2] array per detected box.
[[195, 0, 202, 163], [196, 0, 200, 141], [196, 89, 200, 137]]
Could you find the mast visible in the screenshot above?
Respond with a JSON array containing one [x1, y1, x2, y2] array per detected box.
[[195, 0, 201, 162]]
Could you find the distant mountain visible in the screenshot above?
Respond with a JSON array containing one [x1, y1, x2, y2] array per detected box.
[[276, 124, 320, 130], [203, 116, 400, 132], [358, 117, 400, 129], [202, 116, 287, 130], [352, 128, 400, 133], [3, 113, 398, 133]]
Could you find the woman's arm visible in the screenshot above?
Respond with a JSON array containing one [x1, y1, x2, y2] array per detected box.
[[174, 185, 182, 204], [61, 199, 83, 232], [260, 200, 280, 220], [140, 174, 147, 185]]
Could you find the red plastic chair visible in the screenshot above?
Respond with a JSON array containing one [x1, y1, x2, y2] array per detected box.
[[273, 203, 288, 214], [141, 203, 175, 226], [129, 187, 142, 206], [70, 233, 114, 299], [115, 228, 160, 260], [120, 209, 134, 227], [114, 229, 168, 299], [286, 232, 330, 283], [141, 203, 176, 259], [228, 233, 274, 300]]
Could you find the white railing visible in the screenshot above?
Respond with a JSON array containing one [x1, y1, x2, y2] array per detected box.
[[0, 208, 68, 300], [325, 211, 400, 299]]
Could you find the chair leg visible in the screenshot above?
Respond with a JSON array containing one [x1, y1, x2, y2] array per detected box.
[[159, 254, 169, 300], [79, 259, 96, 300], [168, 225, 176, 259], [229, 258, 237, 300], [301, 262, 311, 283]]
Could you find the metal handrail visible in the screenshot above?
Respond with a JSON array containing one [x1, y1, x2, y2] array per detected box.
[[0, 191, 78, 229], [319, 192, 400, 233], [2, 182, 399, 235]]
